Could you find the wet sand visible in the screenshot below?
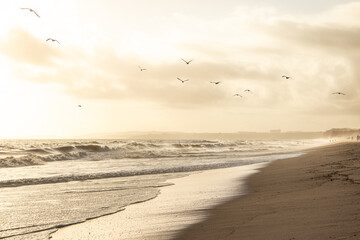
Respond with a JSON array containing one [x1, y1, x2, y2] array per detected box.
[[50, 163, 267, 240], [174, 142, 360, 240]]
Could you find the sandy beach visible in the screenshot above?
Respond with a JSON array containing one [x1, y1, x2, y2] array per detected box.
[[174, 142, 360, 240], [49, 142, 360, 240]]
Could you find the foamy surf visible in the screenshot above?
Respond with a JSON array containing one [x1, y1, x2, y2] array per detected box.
[[0, 139, 327, 239]]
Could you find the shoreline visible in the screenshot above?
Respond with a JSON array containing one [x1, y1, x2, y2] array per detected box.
[[174, 142, 360, 240], [49, 142, 359, 240], [50, 163, 268, 240]]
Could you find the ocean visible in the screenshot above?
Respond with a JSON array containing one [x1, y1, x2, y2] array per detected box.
[[0, 139, 326, 239]]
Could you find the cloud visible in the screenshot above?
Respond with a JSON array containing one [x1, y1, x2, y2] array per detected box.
[[0, 28, 62, 67], [6, 3, 360, 116], [261, 5, 360, 115], [268, 20, 360, 54], [26, 50, 277, 108], [315, 2, 360, 27]]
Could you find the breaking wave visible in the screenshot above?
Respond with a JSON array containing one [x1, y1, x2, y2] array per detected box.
[[0, 139, 316, 168], [0, 151, 303, 188], [0, 144, 111, 168]]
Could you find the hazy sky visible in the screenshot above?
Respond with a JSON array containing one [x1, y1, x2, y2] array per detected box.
[[0, 0, 359, 138]]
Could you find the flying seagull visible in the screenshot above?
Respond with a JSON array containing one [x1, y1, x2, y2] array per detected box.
[[210, 81, 221, 85], [181, 58, 193, 65], [46, 38, 60, 44], [234, 94, 242, 97], [244, 89, 251, 92], [138, 66, 147, 71], [332, 92, 346, 95], [20, 8, 40, 18], [177, 77, 189, 83], [78, 105, 82, 108], [282, 75, 291, 79]]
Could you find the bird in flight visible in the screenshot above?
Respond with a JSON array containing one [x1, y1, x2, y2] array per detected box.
[[234, 94, 242, 97], [177, 77, 189, 83], [181, 58, 193, 65], [210, 81, 221, 85], [244, 89, 251, 93], [332, 92, 346, 95], [282, 75, 291, 79], [46, 38, 60, 44], [20, 8, 40, 18], [138, 66, 147, 71], [78, 105, 82, 108]]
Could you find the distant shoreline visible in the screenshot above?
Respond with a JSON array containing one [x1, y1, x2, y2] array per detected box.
[[82, 131, 324, 140], [1, 127, 358, 140], [80, 128, 359, 140]]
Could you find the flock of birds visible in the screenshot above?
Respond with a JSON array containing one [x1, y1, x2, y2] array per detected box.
[[141, 58, 253, 98], [20, 7, 347, 105], [139, 59, 346, 98]]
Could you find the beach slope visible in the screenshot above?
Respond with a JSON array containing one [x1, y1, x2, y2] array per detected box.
[[174, 142, 360, 240]]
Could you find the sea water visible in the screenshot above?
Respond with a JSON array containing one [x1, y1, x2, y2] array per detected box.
[[0, 139, 326, 239]]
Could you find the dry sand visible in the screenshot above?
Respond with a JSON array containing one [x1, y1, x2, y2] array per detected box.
[[174, 142, 360, 240]]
